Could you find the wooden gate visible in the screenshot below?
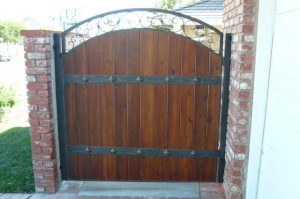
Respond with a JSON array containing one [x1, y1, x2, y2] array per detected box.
[[54, 8, 231, 182]]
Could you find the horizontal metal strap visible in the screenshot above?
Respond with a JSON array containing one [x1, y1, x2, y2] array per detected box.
[[64, 75, 221, 85], [68, 145, 220, 157]]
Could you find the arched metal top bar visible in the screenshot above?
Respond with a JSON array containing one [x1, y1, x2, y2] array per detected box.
[[61, 8, 223, 54]]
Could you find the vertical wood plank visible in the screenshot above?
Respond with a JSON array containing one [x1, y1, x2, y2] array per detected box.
[[86, 37, 102, 179], [64, 52, 74, 74], [126, 30, 141, 180], [113, 31, 128, 180], [63, 51, 79, 179], [204, 52, 222, 180], [193, 45, 210, 180], [73, 44, 91, 179], [99, 34, 116, 179], [179, 38, 196, 180], [140, 30, 155, 180], [153, 31, 168, 179], [167, 34, 182, 180]]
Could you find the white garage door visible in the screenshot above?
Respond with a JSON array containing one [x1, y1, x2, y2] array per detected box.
[[257, 1, 300, 199]]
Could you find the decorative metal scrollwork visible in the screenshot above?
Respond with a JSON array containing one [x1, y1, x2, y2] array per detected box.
[[62, 8, 223, 54]]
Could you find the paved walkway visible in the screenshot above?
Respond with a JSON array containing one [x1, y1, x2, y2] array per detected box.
[[0, 181, 225, 199]]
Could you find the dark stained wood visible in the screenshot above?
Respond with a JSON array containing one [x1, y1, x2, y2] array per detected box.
[[86, 37, 102, 179], [140, 30, 155, 180], [63, 29, 222, 181], [64, 51, 79, 179], [167, 33, 182, 180], [99, 33, 116, 179], [63, 51, 74, 74], [204, 51, 222, 180], [193, 45, 210, 180], [73, 44, 91, 179], [126, 30, 141, 180], [179, 38, 196, 180], [153, 31, 168, 179], [113, 31, 128, 179]]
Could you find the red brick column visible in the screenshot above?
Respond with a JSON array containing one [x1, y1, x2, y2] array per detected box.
[[21, 30, 59, 193], [222, 0, 258, 199]]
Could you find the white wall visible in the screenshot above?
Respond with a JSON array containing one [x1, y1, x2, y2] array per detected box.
[[245, 0, 276, 198], [247, 0, 300, 198]]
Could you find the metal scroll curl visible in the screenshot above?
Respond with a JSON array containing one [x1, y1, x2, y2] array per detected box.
[[62, 8, 223, 54]]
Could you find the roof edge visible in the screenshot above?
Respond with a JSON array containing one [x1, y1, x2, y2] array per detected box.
[[173, 0, 209, 11]]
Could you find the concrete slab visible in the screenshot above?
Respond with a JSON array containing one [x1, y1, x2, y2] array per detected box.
[[0, 193, 20, 199], [0, 194, 32, 199], [0, 193, 13, 199], [58, 180, 84, 195], [11, 194, 32, 199], [29, 194, 74, 199], [29, 194, 55, 199], [78, 181, 200, 197]]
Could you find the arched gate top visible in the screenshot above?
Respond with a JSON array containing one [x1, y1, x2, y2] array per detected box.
[[61, 8, 223, 54]]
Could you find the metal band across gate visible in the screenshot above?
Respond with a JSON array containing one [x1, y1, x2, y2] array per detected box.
[[65, 75, 221, 84], [69, 146, 219, 157], [54, 8, 231, 182]]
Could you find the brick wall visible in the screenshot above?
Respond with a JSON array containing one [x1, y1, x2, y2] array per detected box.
[[222, 0, 257, 199], [21, 30, 59, 193]]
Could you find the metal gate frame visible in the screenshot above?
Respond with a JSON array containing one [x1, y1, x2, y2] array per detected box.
[[53, 8, 231, 182]]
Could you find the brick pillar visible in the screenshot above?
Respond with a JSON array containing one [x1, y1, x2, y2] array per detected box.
[[21, 30, 59, 193], [222, 0, 258, 199]]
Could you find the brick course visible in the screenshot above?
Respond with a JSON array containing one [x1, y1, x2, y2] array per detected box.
[[21, 30, 59, 193], [222, 0, 257, 198]]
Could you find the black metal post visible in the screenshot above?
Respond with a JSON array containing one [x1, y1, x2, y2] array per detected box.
[[53, 33, 68, 180], [219, 33, 224, 57], [217, 33, 232, 182]]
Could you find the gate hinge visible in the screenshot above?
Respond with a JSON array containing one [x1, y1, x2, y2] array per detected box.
[[59, 165, 64, 170], [53, 44, 58, 50]]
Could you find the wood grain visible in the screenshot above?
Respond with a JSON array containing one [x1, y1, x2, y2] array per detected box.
[[64, 51, 79, 179], [86, 37, 102, 179], [193, 45, 209, 180], [113, 31, 128, 179], [73, 44, 91, 179], [99, 34, 116, 179], [204, 51, 222, 180], [140, 30, 155, 180], [63, 29, 222, 181], [126, 30, 141, 180], [167, 33, 182, 180], [179, 38, 196, 180]]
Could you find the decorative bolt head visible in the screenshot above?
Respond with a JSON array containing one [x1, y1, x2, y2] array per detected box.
[[85, 147, 91, 153], [109, 76, 116, 83], [110, 148, 116, 153], [163, 149, 170, 156], [136, 76, 143, 82], [190, 150, 196, 156], [136, 149, 142, 154], [82, 76, 89, 83], [193, 77, 199, 83]]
